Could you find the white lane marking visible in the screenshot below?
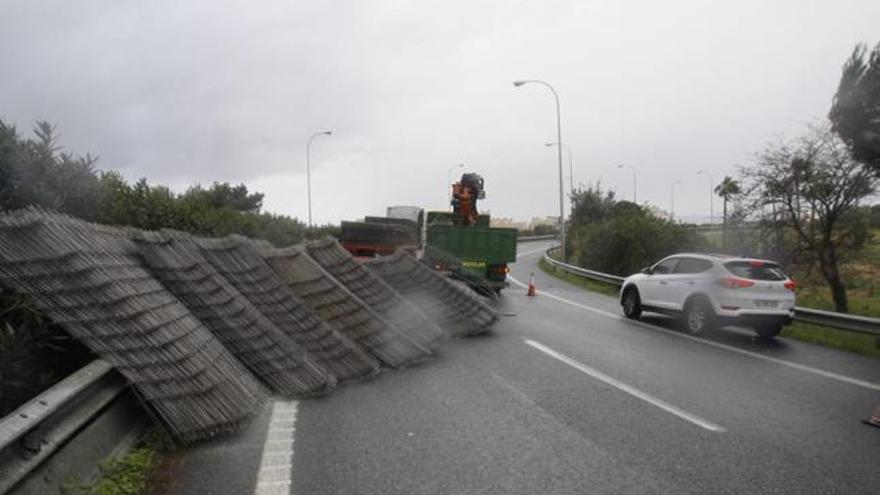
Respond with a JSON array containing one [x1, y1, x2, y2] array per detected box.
[[254, 400, 298, 495], [509, 275, 880, 392], [525, 339, 726, 432]]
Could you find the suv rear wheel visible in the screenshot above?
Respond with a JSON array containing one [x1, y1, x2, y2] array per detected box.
[[622, 287, 642, 319], [755, 322, 783, 339], [684, 297, 714, 335]]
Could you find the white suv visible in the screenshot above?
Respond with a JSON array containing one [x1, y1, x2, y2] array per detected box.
[[619, 253, 796, 338]]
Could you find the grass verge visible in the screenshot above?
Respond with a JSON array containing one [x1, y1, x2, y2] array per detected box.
[[539, 258, 880, 358], [538, 258, 620, 297], [72, 429, 172, 495], [781, 322, 880, 358]]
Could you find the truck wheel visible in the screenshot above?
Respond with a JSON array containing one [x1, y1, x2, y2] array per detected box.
[[684, 297, 714, 335], [622, 287, 642, 319], [755, 323, 782, 339]]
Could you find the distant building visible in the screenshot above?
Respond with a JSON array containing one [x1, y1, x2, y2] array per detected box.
[[491, 217, 529, 230], [529, 216, 558, 229]]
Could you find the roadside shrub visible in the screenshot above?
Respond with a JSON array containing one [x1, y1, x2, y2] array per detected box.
[[0, 292, 92, 417], [566, 186, 708, 276]]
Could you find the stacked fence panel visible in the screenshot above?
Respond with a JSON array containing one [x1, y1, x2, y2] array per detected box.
[[0, 210, 268, 444], [260, 245, 431, 368], [304, 238, 449, 350], [132, 230, 335, 397], [365, 250, 498, 336], [194, 235, 384, 379]]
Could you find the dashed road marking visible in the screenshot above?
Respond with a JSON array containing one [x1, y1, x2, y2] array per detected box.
[[254, 400, 298, 495], [525, 338, 727, 432]]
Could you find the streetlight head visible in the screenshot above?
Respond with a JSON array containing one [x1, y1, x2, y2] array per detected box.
[[617, 164, 624, 169], [324, 130, 333, 136], [513, 80, 526, 87], [545, 142, 555, 147]]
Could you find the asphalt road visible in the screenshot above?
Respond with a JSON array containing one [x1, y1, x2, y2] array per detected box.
[[168, 240, 879, 495]]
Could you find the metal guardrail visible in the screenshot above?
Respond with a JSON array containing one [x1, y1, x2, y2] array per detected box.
[[517, 234, 557, 242], [791, 307, 880, 337], [544, 249, 625, 285], [0, 359, 127, 494], [543, 246, 880, 337]]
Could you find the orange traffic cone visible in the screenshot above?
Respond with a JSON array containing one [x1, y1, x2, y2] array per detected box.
[[527, 273, 537, 297], [863, 404, 880, 428]]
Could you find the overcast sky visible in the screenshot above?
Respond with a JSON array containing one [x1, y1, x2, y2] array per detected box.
[[2, 1, 878, 224]]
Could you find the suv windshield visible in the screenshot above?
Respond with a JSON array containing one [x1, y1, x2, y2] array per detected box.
[[724, 261, 787, 281]]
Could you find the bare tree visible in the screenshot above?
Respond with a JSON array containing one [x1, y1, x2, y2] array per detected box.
[[743, 125, 876, 312]]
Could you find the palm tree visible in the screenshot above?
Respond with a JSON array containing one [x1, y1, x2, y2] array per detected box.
[[714, 176, 741, 249]]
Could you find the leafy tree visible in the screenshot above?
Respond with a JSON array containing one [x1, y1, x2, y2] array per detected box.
[[744, 125, 876, 312], [714, 176, 741, 248], [0, 121, 19, 211], [569, 185, 616, 226], [0, 120, 101, 217], [181, 182, 264, 213], [829, 42, 880, 175], [566, 184, 706, 275]]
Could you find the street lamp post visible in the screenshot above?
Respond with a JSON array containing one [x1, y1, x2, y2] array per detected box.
[[514, 79, 566, 260], [616, 164, 637, 203], [697, 170, 714, 225], [306, 130, 332, 227], [446, 163, 464, 206], [670, 180, 682, 221], [545, 142, 574, 195]]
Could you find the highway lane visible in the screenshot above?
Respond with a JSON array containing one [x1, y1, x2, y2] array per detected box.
[[287, 241, 878, 494], [513, 241, 880, 387], [165, 240, 879, 494]]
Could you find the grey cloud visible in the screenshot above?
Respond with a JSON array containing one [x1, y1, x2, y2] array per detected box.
[[1, 0, 878, 223]]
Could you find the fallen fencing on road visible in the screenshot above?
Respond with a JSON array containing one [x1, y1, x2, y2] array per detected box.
[[543, 246, 880, 338], [305, 238, 449, 352], [0, 209, 268, 446], [0, 207, 500, 490], [132, 230, 337, 397], [196, 235, 385, 378], [259, 243, 430, 368], [365, 250, 497, 337]]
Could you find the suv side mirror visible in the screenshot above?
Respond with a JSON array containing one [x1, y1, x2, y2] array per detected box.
[[641, 266, 653, 275]]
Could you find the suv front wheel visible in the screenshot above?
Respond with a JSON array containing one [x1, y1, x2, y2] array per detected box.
[[622, 286, 642, 319]]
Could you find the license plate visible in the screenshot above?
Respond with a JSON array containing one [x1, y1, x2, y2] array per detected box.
[[461, 260, 487, 269], [754, 300, 778, 308]]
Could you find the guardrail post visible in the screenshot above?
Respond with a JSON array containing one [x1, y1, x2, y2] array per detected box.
[[19, 430, 42, 459]]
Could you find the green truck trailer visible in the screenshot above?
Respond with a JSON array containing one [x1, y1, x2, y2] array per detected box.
[[340, 173, 519, 295], [423, 211, 518, 295]]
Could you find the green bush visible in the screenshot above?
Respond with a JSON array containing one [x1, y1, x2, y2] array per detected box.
[[0, 292, 92, 417], [566, 186, 707, 276]]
